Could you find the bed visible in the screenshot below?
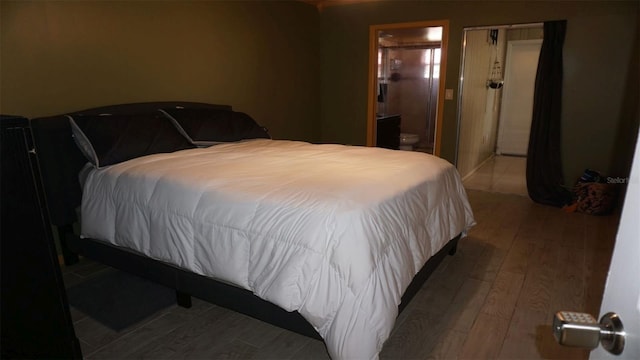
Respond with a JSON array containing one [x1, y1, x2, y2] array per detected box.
[[30, 102, 475, 360]]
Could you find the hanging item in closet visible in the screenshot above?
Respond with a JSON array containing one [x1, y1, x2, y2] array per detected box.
[[487, 29, 504, 89]]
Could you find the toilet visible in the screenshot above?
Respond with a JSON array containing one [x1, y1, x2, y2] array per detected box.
[[399, 133, 419, 151]]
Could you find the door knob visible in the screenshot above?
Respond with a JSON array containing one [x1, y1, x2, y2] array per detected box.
[[553, 311, 625, 355]]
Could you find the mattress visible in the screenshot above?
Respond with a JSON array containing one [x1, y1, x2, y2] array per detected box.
[[80, 139, 475, 359]]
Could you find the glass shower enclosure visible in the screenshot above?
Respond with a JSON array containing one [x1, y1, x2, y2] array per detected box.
[[377, 43, 441, 153]]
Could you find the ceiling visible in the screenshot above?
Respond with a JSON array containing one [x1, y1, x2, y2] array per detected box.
[[300, 0, 381, 10]]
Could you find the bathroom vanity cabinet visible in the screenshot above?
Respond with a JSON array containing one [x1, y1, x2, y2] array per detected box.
[[376, 114, 401, 150]]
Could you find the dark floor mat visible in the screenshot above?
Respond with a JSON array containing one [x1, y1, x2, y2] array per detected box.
[[66, 269, 176, 331]]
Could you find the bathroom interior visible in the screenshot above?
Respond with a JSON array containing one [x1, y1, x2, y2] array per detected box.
[[375, 26, 442, 153]]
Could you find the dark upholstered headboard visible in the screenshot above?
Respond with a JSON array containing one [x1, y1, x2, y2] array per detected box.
[[30, 101, 232, 227]]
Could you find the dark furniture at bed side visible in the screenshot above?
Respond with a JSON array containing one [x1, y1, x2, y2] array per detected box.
[[1, 116, 82, 359], [30, 101, 458, 343]]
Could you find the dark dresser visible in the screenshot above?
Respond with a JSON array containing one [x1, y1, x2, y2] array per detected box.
[[1, 115, 82, 359]]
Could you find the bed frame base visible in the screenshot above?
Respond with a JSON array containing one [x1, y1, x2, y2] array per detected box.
[[399, 236, 458, 314], [68, 234, 324, 339], [67, 233, 459, 341], [176, 291, 192, 308]]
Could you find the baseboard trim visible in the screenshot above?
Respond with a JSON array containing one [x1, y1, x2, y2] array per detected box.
[[461, 154, 495, 182]]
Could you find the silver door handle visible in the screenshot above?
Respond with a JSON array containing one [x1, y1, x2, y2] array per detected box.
[[553, 311, 625, 355]]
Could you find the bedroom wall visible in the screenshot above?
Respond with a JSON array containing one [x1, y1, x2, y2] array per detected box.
[[318, 0, 639, 184], [0, 0, 321, 142]]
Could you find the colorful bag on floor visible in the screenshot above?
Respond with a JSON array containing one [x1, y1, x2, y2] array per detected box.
[[570, 169, 618, 215]]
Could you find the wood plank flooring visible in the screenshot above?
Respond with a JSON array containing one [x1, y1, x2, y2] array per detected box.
[[62, 189, 620, 359]]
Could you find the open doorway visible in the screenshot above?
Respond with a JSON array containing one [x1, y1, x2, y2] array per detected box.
[[456, 23, 543, 196], [367, 20, 449, 156]]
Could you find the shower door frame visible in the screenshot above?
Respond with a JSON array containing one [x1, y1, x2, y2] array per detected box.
[[366, 19, 449, 156]]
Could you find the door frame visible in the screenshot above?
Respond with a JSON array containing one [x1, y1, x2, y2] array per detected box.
[[455, 23, 543, 168], [366, 20, 449, 156]]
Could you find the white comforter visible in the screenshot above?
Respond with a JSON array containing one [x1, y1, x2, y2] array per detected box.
[[81, 139, 475, 359]]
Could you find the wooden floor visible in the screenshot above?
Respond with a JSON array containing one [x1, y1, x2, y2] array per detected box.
[[62, 189, 620, 359]]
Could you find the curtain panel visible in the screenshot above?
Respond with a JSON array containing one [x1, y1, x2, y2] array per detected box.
[[526, 20, 572, 207]]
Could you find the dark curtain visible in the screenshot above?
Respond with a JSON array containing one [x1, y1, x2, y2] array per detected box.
[[526, 20, 571, 207]]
